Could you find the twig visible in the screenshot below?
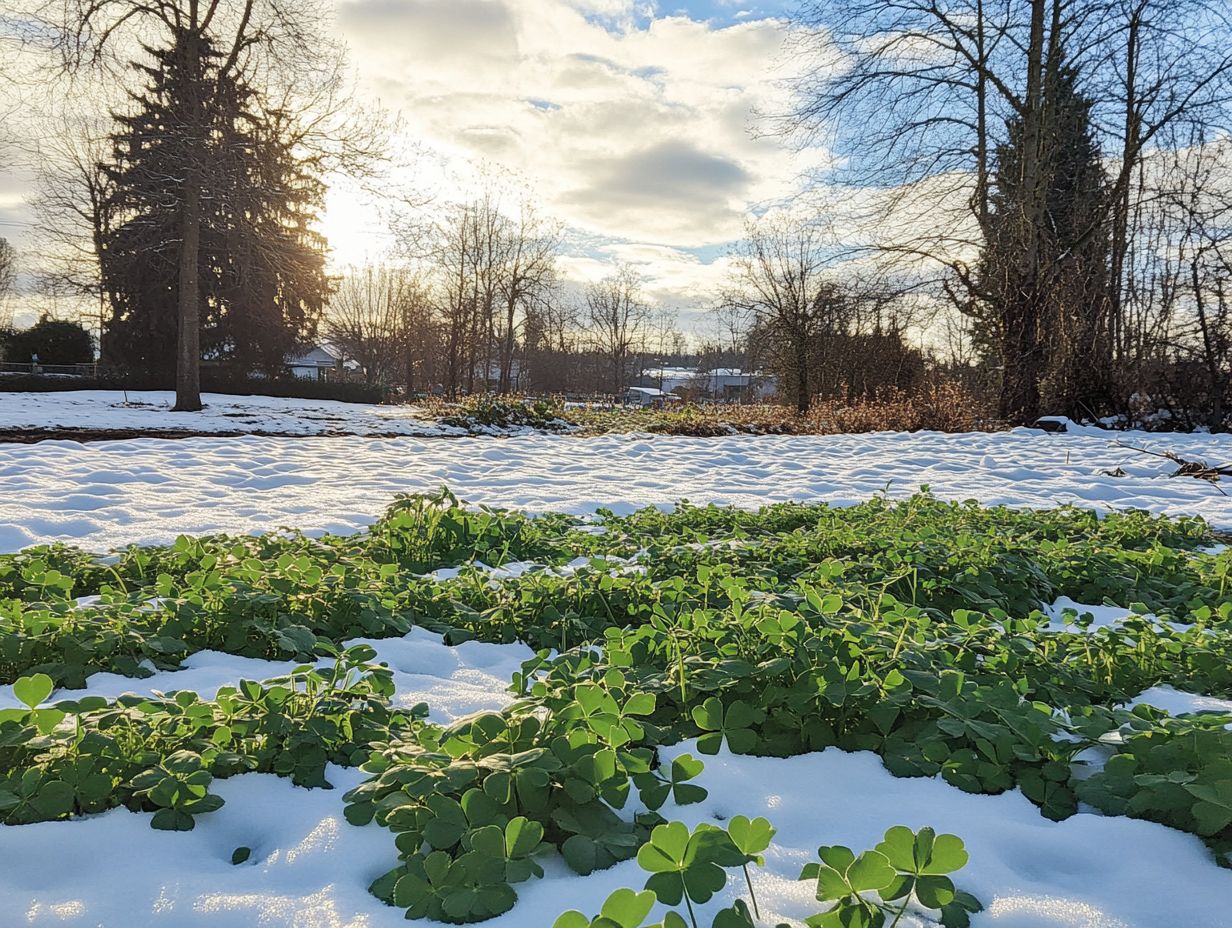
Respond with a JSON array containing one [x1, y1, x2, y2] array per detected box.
[[1112, 440, 1230, 495]]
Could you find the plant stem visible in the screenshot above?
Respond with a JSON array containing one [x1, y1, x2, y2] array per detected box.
[[886, 897, 910, 928], [684, 893, 698, 928], [742, 863, 761, 920], [678, 647, 688, 705]]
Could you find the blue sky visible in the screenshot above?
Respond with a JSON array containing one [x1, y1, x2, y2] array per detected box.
[[613, 1, 795, 26]]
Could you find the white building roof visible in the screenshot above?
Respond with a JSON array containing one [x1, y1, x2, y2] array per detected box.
[[287, 344, 341, 366]]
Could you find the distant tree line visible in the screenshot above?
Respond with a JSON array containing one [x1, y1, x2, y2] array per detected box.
[[11, 0, 1232, 427], [321, 246, 687, 398]]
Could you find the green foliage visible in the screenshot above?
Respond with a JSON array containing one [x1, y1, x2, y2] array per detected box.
[[2, 488, 1231, 926], [5, 317, 93, 365], [0, 489, 591, 688], [691, 698, 766, 755], [799, 826, 982, 928], [0, 646, 416, 829], [437, 396, 573, 432], [1077, 705, 1232, 856], [638, 821, 742, 908], [349, 665, 709, 923], [556, 816, 775, 928], [552, 888, 668, 928]]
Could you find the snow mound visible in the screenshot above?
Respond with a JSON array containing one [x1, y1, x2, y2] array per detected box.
[[3, 745, 1229, 927], [3, 427, 1232, 552], [0, 390, 464, 438]]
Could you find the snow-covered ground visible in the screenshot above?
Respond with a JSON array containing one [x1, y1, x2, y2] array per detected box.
[[2, 426, 1231, 552], [0, 627, 535, 725], [3, 409, 1232, 926], [0, 390, 465, 437], [4, 748, 1229, 928], [2, 637, 1229, 928]]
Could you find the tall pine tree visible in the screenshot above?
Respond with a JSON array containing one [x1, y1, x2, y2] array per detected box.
[[100, 30, 329, 381], [977, 57, 1113, 420]]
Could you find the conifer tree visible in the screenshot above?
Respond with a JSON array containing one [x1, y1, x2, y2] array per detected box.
[[99, 31, 328, 381], [977, 57, 1113, 419]]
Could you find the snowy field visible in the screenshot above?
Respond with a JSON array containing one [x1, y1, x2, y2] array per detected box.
[[0, 389, 465, 437], [1, 424, 1231, 552], [1, 604, 1230, 928], [4, 703, 1231, 928], [2, 412, 1232, 927]]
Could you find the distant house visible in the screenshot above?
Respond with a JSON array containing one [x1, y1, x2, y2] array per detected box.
[[286, 345, 341, 381], [637, 367, 696, 395], [624, 386, 681, 407], [634, 367, 778, 402], [694, 369, 778, 402]]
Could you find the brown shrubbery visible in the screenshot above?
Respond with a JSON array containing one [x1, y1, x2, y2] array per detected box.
[[420, 381, 1000, 436], [634, 382, 997, 437], [806, 382, 1000, 434]]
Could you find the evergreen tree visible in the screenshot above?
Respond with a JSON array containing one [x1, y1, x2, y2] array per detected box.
[[99, 31, 328, 380], [977, 58, 1113, 419]]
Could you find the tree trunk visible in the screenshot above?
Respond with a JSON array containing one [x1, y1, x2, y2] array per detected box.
[[173, 23, 203, 412], [974, 0, 990, 233], [1192, 257, 1225, 429], [174, 151, 202, 411], [1109, 8, 1141, 365], [998, 287, 1041, 423], [794, 335, 810, 413], [500, 295, 516, 392], [996, 0, 1047, 426]]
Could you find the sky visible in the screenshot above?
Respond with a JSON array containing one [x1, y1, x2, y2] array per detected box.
[[323, 0, 821, 332], [0, 0, 822, 335]]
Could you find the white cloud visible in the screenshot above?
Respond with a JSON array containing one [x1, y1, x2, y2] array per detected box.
[[330, 0, 823, 327], [3, 1, 825, 333]]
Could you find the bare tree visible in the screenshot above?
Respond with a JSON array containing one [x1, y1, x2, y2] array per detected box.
[[720, 215, 839, 412], [325, 265, 429, 387], [522, 291, 579, 393], [1161, 138, 1232, 427], [643, 306, 683, 390], [26, 105, 115, 347], [419, 181, 563, 396], [781, 0, 1232, 422], [584, 265, 650, 395], [0, 239, 16, 333], [432, 195, 502, 396], [495, 199, 560, 392]]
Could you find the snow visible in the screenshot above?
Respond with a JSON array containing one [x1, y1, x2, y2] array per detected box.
[[3, 426, 1232, 552], [1125, 686, 1232, 719], [0, 390, 465, 437], [1042, 597, 1194, 633], [1, 599, 1229, 927], [0, 626, 535, 726], [3, 402, 1232, 926], [4, 740, 1229, 927], [649, 744, 1232, 928]]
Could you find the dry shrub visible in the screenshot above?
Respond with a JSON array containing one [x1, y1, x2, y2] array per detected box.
[[415, 382, 1001, 436], [805, 382, 1000, 434], [639, 382, 999, 436]]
